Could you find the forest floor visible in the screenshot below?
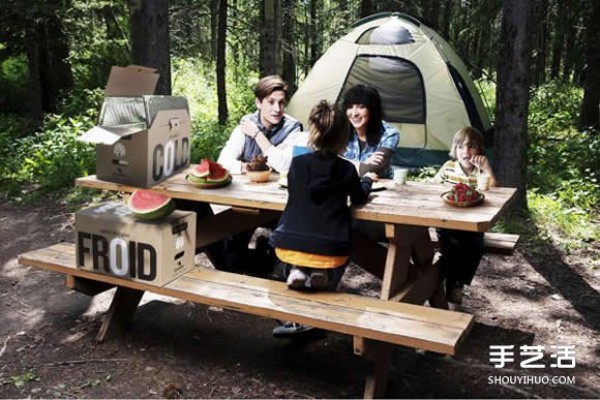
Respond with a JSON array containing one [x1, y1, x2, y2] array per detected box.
[[1, 197, 600, 399]]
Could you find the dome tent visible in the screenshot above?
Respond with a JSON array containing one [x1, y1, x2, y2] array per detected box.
[[286, 12, 492, 167]]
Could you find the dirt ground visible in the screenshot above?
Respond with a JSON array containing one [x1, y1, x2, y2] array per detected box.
[[1, 198, 599, 399]]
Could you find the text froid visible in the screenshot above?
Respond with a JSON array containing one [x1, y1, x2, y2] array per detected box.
[[77, 232, 157, 281]]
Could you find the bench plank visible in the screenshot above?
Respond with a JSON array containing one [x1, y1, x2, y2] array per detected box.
[[429, 229, 519, 255], [18, 243, 473, 356]]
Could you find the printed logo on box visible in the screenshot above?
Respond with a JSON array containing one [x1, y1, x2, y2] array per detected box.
[[114, 142, 126, 158], [151, 137, 189, 181], [77, 232, 157, 281]]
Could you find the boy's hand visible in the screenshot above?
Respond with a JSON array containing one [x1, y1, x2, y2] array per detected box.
[[470, 155, 489, 170], [241, 118, 260, 139]]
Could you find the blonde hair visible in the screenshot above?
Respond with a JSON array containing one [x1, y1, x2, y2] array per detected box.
[[308, 100, 350, 154], [449, 127, 484, 159]]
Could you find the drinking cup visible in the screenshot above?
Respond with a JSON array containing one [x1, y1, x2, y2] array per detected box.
[[477, 174, 490, 191], [394, 168, 408, 185]]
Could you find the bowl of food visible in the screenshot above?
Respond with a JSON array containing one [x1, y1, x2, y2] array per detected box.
[[246, 155, 271, 183], [442, 182, 484, 207]]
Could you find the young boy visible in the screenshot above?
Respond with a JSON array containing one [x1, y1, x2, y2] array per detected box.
[[433, 127, 497, 304]]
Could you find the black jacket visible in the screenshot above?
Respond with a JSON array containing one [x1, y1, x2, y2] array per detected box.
[[270, 151, 372, 256]]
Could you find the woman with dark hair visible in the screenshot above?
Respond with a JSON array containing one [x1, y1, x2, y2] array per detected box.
[[341, 84, 400, 179]]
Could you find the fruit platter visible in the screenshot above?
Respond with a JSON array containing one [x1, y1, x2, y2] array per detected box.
[[186, 159, 232, 189], [442, 182, 484, 207]]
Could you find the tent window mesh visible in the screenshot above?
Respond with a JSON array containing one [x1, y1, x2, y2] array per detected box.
[[356, 26, 414, 45], [340, 55, 425, 124]]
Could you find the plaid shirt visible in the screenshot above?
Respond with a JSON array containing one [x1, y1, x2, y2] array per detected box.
[[342, 121, 400, 179]]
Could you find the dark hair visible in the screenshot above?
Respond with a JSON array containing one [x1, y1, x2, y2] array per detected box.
[[308, 100, 350, 154], [254, 75, 288, 101], [340, 84, 384, 146]]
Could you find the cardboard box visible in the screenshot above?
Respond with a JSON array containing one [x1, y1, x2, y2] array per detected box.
[[75, 202, 196, 287], [79, 66, 191, 187]]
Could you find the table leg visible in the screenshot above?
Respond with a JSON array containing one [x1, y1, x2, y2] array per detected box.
[[380, 224, 415, 300], [354, 337, 392, 399], [382, 225, 447, 307], [96, 287, 144, 343]]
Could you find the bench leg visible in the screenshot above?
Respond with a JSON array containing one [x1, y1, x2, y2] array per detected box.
[[96, 287, 144, 343], [354, 337, 392, 399]]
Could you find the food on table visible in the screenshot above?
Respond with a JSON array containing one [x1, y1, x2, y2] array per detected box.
[[127, 189, 175, 220], [446, 182, 481, 203], [246, 155, 271, 182], [187, 159, 232, 188], [246, 155, 270, 172]]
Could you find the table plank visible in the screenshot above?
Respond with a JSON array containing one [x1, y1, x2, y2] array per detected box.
[[76, 167, 517, 232]]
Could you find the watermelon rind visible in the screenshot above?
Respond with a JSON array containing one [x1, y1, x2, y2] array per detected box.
[[127, 190, 175, 220], [191, 159, 211, 178], [131, 200, 175, 220], [206, 172, 230, 183], [186, 174, 208, 184], [187, 174, 232, 189]]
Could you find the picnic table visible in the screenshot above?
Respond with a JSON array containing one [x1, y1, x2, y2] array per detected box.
[[75, 171, 516, 301], [20, 169, 517, 398]]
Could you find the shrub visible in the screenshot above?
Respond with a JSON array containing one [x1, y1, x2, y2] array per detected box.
[[172, 58, 257, 161], [0, 89, 100, 196]]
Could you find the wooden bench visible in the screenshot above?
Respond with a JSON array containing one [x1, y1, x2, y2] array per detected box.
[[429, 229, 519, 255], [19, 242, 474, 398]]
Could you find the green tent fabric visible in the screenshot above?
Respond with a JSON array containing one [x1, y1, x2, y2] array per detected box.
[[287, 12, 492, 168]]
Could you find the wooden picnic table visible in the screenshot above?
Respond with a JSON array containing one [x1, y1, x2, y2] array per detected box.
[[73, 168, 517, 397], [76, 169, 516, 303]]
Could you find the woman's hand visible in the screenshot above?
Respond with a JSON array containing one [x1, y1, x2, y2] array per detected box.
[[241, 118, 260, 139], [364, 151, 385, 165], [363, 172, 379, 181]]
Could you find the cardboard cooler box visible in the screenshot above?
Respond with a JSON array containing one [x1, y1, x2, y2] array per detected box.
[[79, 65, 191, 187], [75, 202, 196, 287]]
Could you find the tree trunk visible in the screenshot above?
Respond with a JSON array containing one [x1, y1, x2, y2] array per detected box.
[[359, 0, 373, 19], [579, 0, 600, 130], [549, 1, 565, 80], [494, 0, 534, 213], [531, 0, 548, 86], [561, 7, 578, 82], [260, 0, 277, 76], [210, 0, 218, 59], [216, 0, 228, 124], [26, 29, 43, 123], [131, 0, 171, 95], [37, 0, 74, 113], [281, 0, 297, 94], [309, 0, 322, 68]]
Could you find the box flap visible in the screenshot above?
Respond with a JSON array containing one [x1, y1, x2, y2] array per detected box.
[[105, 65, 159, 96], [78, 123, 147, 145]]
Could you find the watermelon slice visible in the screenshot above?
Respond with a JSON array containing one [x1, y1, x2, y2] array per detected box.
[[186, 159, 231, 188], [206, 161, 230, 183], [190, 159, 211, 178], [186, 173, 232, 189], [127, 189, 175, 220]]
